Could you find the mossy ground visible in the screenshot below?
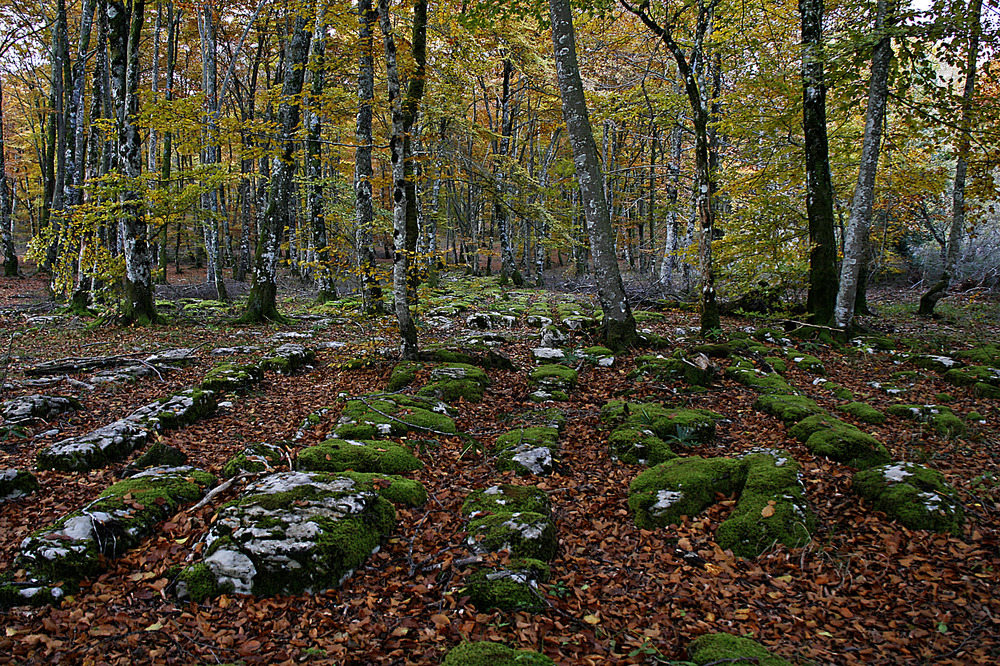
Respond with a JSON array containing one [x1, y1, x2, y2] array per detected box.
[[687, 633, 792, 666], [441, 641, 554, 666], [754, 394, 825, 424]]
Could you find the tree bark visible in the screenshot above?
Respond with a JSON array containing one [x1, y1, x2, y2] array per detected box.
[[800, 0, 838, 324], [355, 0, 382, 315], [551, 0, 638, 348], [919, 0, 982, 316], [307, 7, 335, 303], [495, 58, 522, 286], [834, 0, 895, 329], [1, 76, 17, 277]]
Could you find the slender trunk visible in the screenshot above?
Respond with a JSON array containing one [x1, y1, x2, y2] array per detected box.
[[197, 2, 227, 300], [1, 77, 17, 277], [834, 0, 895, 329], [919, 0, 981, 316], [495, 58, 522, 286], [308, 8, 335, 302], [157, 3, 178, 283], [355, 0, 382, 314], [550, 0, 637, 348]]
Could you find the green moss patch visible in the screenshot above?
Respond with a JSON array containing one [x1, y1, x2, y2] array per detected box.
[[0, 469, 40, 503], [631, 353, 712, 387], [909, 354, 962, 373], [688, 633, 792, 666], [222, 442, 286, 478], [464, 567, 548, 613], [887, 404, 966, 438], [944, 365, 1000, 388], [420, 346, 515, 370], [608, 427, 678, 465], [466, 511, 558, 561], [417, 363, 491, 403], [754, 394, 825, 424], [462, 484, 552, 519], [602, 401, 722, 445], [853, 462, 965, 535], [336, 472, 427, 507], [335, 394, 457, 439], [790, 353, 825, 374], [726, 365, 799, 394], [441, 642, 554, 666], [125, 442, 188, 475], [629, 449, 814, 558], [954, 344, 1000, 366], [2, 466, 213, 607], [258, 343, 316, 375], [494, 427, 560, 476], [200, 363, 264, 393], [387, 362, 423, 391], [838, 402, 886, 425], [789, 415, 890, 469], [296, 439, 422, 475], [177, 471, 395, 600], [529, 364, 578, 388]]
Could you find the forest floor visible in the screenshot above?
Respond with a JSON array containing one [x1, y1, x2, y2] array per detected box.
[[0, 263, 999, 665]]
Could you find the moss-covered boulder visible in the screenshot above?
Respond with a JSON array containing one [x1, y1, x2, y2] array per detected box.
[[1, 466, 214, 607], [334, 394, 457, 439], [336, 471, 427, 507], [494, 427, 560, 476], [1, 394, 81, 422], [726, 366, 799, 394], [418, 363, 490, 403], [296, 439, 422, 475], [441, 642, 554, 666], [688, 633, 792, 666], [629, 450, 814, 558], [909, 354, 962, 373], [222, 442, 286, 478], [125, 388, 216, 431], [790, 353, 825, 374], [789, 415, 890, 469], [944, 365, 1000, 388], [466, 512, 558, 561], [608, 427, 678, 465], [528, 364, 577, 402], [124, 442, 187, 476], [838, 402, 886, 425], [464, 566, 548, 613], [602, 401, 722, 445], [954, 344, 1000, 366], [0, 469, 39, 503], [258, 343, 316, 375], [176, 471, 395, 601], [853, 462, 965, 535], [631, 353, 712, 387], [36, 418, 151, 471], [754, 394, 825, 424], [886, 404, 966, 438], [387, 362, 423, 391], [461, 484, 551, 519], [200, 363, 264, 393], [419, 346, 515, 370]]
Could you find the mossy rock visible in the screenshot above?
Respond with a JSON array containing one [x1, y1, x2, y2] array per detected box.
[[909, 354, 962, 373], [688, 633, 792, 666], [495, 428, 559, 476], [628, 457, 745, 529], [36, 418, 151, 472], [727, 338, 772, 356], [853, 462, 965, 535], [419, 347, 515, 370], [4, 466, 214, 607], [754, 394, 825, 424], [337, 471, 427, 507], [602, 401, 722, 445], [222, 442, 286, 478], [258, 344, 316, 375], [335, 394, 457, 439], [466, 512, 557, 561], [177, 471, 394, 600], [944, 365, 1000, 388], [0, 469, 40, 503], [387, 362, 423, 391], [838, 402, 886, 425], [608, 427, 678, 465], [818, 381, 855, 401], [632, 310, 666, 323], [462, 484, 552, 518], [1, 394, 81, 421], [579, 345, 615, 367], [765, 357, 788, 374], [715, 450, 815, 558], [692, 343, 731, 358], [529, 364, 578, 389], [124, 442, 188, 476], [631, 450, 814, 558], [790, 353, 825, 374], [886, 404, 965, 438], [954, 344, 1000, 366], [200, 363, 264, 393], [296, 439, 422, 475], [418, 362, 491, 403], [464, 567, 547, 613], [726, 366, 798, 394], [495, 427, 559, 452], [790, 415, 890, 469], [126, 388, 217, 431], [441, 642, 554, 666], [974, 382, 1000, 399], [631, 354, 712, 387]]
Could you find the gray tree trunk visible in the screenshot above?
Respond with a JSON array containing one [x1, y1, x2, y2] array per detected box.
[[550, 0, 637, 348], [1, 76, 17, 277], [355, 0, 382, 314], [307, 8, 336, 302], [834, 0, 895, 329], [197, 3, 227, 300]]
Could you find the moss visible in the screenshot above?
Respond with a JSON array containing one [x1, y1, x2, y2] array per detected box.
[[823, 382, 855, 401], [688, 633, 792, 666], [495, 427, 559, 452], [944, 365, 1000, 387], [176, 562, 227, 603], [628, 457, 745, 529], [528, 389, 569, 403], [788, 413, 851, 441], [336, 395, 457, 439], [935, 392, 954, 402], [974, 382, 1000, 399], [765, 357, 788, 374], [462, 485, 552, 518], [692, 343, 731, 358], [608, 427, 678, 465], [754, 394, 825, 424], [466, 512, 558, 561], [222, 442, 285, 478], [853, 462, 965, 535], [954, 344, 1000, 366], [441, 642, 554, 666], [529, 364, 578, 388], [126, 442, 188, 474], [791, 353, 825, 374], [419, 347, 515, 370], [726, 367, 798, 394], [604, 401, 722, 445], [418, 378, 485, 403], [258, 346, 316, 375], [463, 567, 547, 612], [839, 402, 886, 425], [200, 363, 263, 393], [509, 408, 566, 432], [387, 362, 423, 391], [337, 472, 427, 507], [0, 469, 40, 502], [631, 354, 712, 386], [295, 439, 422, 475], [801, 422, 890, 469]]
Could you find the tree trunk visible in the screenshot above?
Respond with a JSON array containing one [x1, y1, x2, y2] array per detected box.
[[800, 0, 838, 324], [239, 13, 311, 323], [307, 8, 335, 303], [834, 0, 895, 329], [379, 0, 426, 360], [198, 2, 227, 300], [550, 0, 637, 349], [355, 0, 382, 314], [495, 58, 522, 286], [157, 2, 179, 284], [919, 0, 982, 317], [0, 76, 17, 277]]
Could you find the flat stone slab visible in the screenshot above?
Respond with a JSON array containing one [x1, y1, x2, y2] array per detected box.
[[126, 388, 217, 431], [1, 466, 213, 607], [200, 363, 264, 393], [0, 469, 39, 503], [2, 395, 80, 422], [36, 419, 151, 471], [91, 365, 157, 384], [176, 471, 395, 600]]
